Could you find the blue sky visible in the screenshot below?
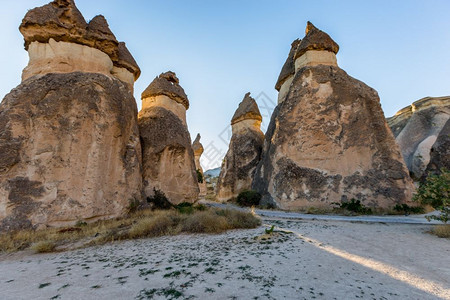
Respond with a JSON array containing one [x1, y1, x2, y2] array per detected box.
[[1, 1, 450, 169]]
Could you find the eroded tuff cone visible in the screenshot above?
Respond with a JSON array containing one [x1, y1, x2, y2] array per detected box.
[[0, 73, 143, 231], [252, 23, 414, 210], [275, 39, 301, 103], [139, 72, 199, 204], [387, 96, 450, 179], [20, 0, 140, 88], [192, 134, 207, 197], [216, 93, 264, 202], [0, 1, 143, 231]]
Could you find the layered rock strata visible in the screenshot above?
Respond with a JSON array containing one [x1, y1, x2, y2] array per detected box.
[[216, 93, 264, 202], [387, 96, 450, 179], [253, 22, 414, 210], [0, 0, 142, 231], [19, 0, 140, 90], [192, 134, 207, 197], [139, 72, 199, 204]]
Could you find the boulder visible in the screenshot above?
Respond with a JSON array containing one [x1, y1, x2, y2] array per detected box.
[[0, 0, 142, 231], [387, 96, 450, 179], [192, 134, 207, 197], [139, 72, 199, 204], [253, 22, 414, 210], [216, 93, 264, 202]]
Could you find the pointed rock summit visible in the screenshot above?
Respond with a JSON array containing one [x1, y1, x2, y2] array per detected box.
[[216, 93, 264, 202], [253, 22, 414, 210], [387, 96, 450, 179], [0, 0, 143, 231], [231, 92, 263, 125], [192, 134, 207, 197], [139, 72, 199, 204], [294, 22, 339, 59]]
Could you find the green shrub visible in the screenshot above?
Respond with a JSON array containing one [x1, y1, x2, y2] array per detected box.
[[147, 188, 172, 210], [236, 190, 261, 207], [196, 169, 204, 183], [414, 168, 449, 223], [393, 204, 424, 215], [174, 202, 195, 214], [339, 198, 372, 215]]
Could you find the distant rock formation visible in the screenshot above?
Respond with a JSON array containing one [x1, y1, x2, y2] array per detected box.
[[253, 22, 414, 210], [387, 96, 450, 179], [216, 93, 264, 202], [139, 72, 199, 204], [19, 0, 140, 91], [192, 134, 207, 197], [0, 0, 142, 231]]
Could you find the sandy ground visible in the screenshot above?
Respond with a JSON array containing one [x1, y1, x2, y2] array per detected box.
[[0, 218, 449, 300]]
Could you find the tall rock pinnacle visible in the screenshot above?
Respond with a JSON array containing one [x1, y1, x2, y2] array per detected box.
[[216, 93, 264, 202], [139, 72, 199, 204]]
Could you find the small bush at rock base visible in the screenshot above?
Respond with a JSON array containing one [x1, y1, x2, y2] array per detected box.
[[393, 204, 424, 215], [236, 190, 262, 207], [147, 188, 172, 210], [337, 198, 372, 215]]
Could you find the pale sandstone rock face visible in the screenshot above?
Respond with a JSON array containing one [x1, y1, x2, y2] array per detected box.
[[0, 73, 142, 231], [387, 96, 450, 179], [22, 39, 114, 81], [192, 134, 207, 197], [20, 0, 140, 86], [139, 72, 199, 204], [216, 93, 264, 202], [253, 23, 414, 210]]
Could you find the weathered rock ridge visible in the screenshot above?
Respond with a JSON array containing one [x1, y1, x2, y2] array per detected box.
[[253, 22, 414, 210], [216, 93, 264, 202], [387, 96, 450, 179], [192, 134, 207, 197], [139, 72, 199, 204], [0, 73, 142, 231]]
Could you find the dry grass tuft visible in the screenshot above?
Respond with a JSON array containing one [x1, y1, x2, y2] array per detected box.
[[128, 210, 184, 238], [0, 207, 260, 254], [182, 211, 229, 234], [431, 224, 450, 238], [32, 241, 56, 253]]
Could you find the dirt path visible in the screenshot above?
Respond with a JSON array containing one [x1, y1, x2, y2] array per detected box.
[[0, 218, 449, 299]]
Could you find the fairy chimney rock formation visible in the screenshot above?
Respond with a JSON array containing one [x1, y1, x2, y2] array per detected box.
[[19, 0, 140, 90], [387, 96, 450, 179], [0, 0, 142, 231], [253, 22, 414, 210], [139, 72, 199, 204], [216, 93, 264, 202], [192, 134, 207, 197], [275, 39, 300, 104]]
